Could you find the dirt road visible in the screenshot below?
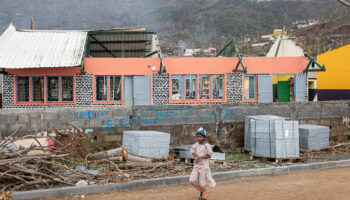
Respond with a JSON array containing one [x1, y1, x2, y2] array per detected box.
[[51, 167, 350, 200]]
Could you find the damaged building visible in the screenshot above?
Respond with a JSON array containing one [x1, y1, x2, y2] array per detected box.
[[0, 24, 311, 109]]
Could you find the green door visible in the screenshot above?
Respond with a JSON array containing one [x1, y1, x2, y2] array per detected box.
[[277, 81, 290, 102]]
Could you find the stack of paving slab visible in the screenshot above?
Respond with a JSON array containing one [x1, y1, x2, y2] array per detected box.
[[175, 145, 226, 161], [244, 115, 286, 149], [299, 124, 329, 150], [245, 115, 299, 159], [122, 131, 170, 158]]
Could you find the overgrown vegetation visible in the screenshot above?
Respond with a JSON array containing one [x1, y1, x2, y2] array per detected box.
[[226, 151, 253, 162]]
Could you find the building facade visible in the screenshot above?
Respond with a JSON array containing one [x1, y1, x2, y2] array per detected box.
[[317, 44, 350, 101], [0, 25, 309, 109]]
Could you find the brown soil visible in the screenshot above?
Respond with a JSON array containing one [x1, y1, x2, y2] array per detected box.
[[49, 167, 350, 200]]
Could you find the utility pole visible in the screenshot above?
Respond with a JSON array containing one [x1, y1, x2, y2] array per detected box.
[[31, 16, 35, 30]]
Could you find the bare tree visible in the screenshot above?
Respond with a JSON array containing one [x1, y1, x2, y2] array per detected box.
[[338, 0, 350, 7]]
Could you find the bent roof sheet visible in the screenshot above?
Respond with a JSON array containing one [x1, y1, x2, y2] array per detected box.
[[0, 24, 87, 69]]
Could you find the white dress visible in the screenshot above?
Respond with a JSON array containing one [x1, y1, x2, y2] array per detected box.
[[189, 142, 216, 187]]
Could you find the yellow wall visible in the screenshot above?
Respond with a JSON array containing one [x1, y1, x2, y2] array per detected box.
[[272, 75, 294, 84], [317, 44, 350, 90]]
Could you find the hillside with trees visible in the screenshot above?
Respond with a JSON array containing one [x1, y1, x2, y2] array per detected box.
[[0, 0, 349, 54]]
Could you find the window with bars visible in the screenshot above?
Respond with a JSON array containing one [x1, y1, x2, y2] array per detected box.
[[244, 75, 256, 99], [17, 76, 30, 102], [199, 75, 210, 100], [47, 76, 59, 102], [15, 75, 75, 104], [96, 76, 108, 101], [62, 76, 74, 102], [185, 75, 196, 100], [95, 75, 122, 102], [110, 76, 122, 101], [212, 75, 224, 100], [170, 74, 225, 102], [171, 75, 183, 100], [32, 76, 44, 102]]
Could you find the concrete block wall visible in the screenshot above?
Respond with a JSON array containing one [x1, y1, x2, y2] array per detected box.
[[303, 72, 309, 102], [152, 73, 170, 105], [0, 74, 3, 94], [2, 75, 14, 108], [1, 74, 123, 109], [1, 101, 349, 149], [227, 73, 243, 103], [76, 74, 93, 106]]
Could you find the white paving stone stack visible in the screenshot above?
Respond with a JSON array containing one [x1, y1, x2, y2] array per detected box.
[[122, 130, 170, 158], [244, 115, 286, 149], [299, 124, 329, 150], [245, 115, 299, 159]]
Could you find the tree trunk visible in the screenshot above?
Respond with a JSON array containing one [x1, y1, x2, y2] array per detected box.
[[87, 146, 128, 161], [337, 0, 350, 7], [126, 155, 152, 163]]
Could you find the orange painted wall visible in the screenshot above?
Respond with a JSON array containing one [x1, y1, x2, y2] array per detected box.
[[84, 57, 307, 75], [164, 57, 237, 74], [4, 57, 307, 76], [244, 57, 307, 75], [5, 67, 81, 75], [84, 58, 160, 75]]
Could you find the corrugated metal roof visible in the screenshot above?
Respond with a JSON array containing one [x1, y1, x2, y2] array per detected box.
[[0, 24, 87, 69]]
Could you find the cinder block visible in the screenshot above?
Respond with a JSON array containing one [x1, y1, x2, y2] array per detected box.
[[42, 113, 59, 121]]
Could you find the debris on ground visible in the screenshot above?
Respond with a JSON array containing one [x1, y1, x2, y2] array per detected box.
[[2, 125, 350, 194], [0, 190, 11, 200], [53, 127, 96, 160], [300, 141, 350, 160], [0, 128, 94, 192]]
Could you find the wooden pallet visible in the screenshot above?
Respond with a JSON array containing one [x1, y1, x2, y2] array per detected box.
[[179, 158, 227, 165], [209, 159, 227, 166], [243, 148, 251, 153], [253, 156, 303, 163], [179, 157, 194, 164]]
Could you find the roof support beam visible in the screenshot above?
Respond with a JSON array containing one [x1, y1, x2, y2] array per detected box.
[[158, 53, 166, 73], [143, 50, 159, 58], [89, 40, 152, 44], [88, 31, 156, 35], [216, 40, 234, 57], [303, 53, 326, 72], [89, 34, 117, 57], [274, 26, 285, 57], [216, 38, 247, 73], [90, 49, 151, 53]]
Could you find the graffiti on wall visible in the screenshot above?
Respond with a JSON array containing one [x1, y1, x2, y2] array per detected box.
[[71, 111, 109, 121], [70, 107, 236, 132]]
